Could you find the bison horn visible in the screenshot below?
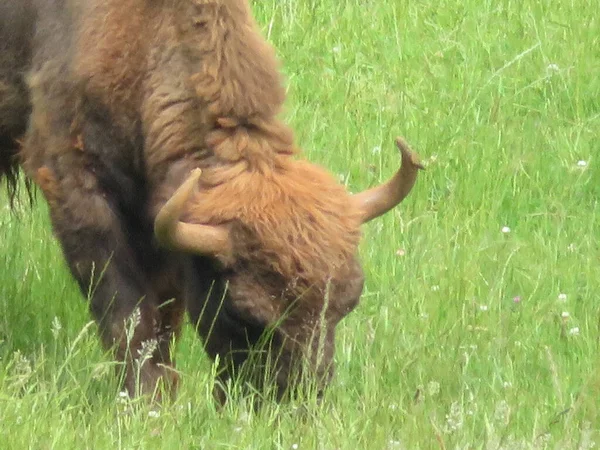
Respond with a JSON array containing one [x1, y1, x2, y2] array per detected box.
[[154, 168, 233, 260], [354, 137, 424, 223]]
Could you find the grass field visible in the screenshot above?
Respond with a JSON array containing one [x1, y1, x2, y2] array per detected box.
[[1, 0, 599, 448]]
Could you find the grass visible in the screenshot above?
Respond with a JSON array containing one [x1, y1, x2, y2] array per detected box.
[[1, 0, 599, 448]]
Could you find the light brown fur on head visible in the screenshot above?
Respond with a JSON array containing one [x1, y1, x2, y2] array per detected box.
[[188, 152, 362, 295]]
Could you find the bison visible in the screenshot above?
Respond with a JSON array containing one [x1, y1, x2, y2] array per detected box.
[[0, 0, 423, 403]]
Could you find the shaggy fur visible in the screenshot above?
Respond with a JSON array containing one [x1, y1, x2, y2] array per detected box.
[[189, 119, 362, 291], [0, 0, 35, 203], [0, 0, 411, 403]]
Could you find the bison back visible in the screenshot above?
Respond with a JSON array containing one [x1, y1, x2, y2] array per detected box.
[[0, 0, 36, 203]]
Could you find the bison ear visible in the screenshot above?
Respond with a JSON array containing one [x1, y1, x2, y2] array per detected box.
[[154, 169, 235, 264], [353, 137, 424, 223]]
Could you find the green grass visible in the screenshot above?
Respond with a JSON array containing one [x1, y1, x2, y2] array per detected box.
[[1, 0, 599, 448]]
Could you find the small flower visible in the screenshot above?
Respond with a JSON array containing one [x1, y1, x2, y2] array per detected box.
[[431, 285, 440, 292], [501, 226, 511, 234], [513, 296, 521, 303], [427, 381, 440, 396], [494, 400, 510, 425], [577, 160, 588, 167], [479, 304, 489, 312], [502, 381, 512, 389], [51, 316, 62, 339], [546, 63, 560, 72], [91, 363, 110, 380], [444, 401, 464, 434], [148, 410, 160, 418], [561, 311, 570, 319], [569, 327, 580, 336], [117, 391, 130, 405], [332, 45, 341, 54], [558, 293, 567, 302], [395, 248, 406, 257], [291, 444, 299, 450], [372, 145, 382, 155]]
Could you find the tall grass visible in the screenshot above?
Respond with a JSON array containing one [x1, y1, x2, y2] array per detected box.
[[1, 0, 598, 447]]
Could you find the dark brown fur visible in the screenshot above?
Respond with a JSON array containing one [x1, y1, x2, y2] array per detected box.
[[1, 0, 400, 403], [0, 0, 35, 204]]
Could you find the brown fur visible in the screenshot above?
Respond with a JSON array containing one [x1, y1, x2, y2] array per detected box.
[[189, 140, 362, 293]]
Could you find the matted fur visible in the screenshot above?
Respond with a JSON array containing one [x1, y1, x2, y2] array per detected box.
[[189, 149, 362, 291]]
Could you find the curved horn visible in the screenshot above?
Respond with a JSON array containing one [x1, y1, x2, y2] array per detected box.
[[354, 137, 424, 223], [154, 168, 233, 259]]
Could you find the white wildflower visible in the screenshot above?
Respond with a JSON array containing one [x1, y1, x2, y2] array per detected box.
[[291, 444, 299, 450], [577, 160, 588, 167], [561, 311, 570, 319], [427, 381, 440, 396], [501, 226, 511, 234], [579, 421, 595, 450], [91, 363, 110, 380], [10, 351, 32, 390], [546, 63, 560, 73], [148, 410, 160, 418], [372, 146, 381, 155], [558, 293, 567, 302], [51, 316, 62, 340], [431, 285, 440, 292], [12, 351, 32, 378], [569, 327, 580, 336], [332, 45, 341, 54], [479, 304, 489, 312], [494, 400, 510, 425], [444, 401, 464, 434]]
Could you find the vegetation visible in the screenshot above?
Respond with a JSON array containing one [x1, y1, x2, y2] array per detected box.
[[1, 0, 598, 447]]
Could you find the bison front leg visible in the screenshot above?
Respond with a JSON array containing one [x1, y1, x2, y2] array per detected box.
[[35, 167, 181, 400]]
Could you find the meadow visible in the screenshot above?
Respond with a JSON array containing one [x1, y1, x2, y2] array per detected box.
[[1, 0, 599, 448]]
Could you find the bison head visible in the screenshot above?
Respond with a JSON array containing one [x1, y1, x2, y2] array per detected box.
[[154, 137, 423, 402]]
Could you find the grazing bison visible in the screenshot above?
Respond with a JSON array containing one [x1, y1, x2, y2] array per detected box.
[[0, 0, 423, 402]]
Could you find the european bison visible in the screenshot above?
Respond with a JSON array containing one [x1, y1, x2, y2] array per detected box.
[[0, 0, 423, 403]]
